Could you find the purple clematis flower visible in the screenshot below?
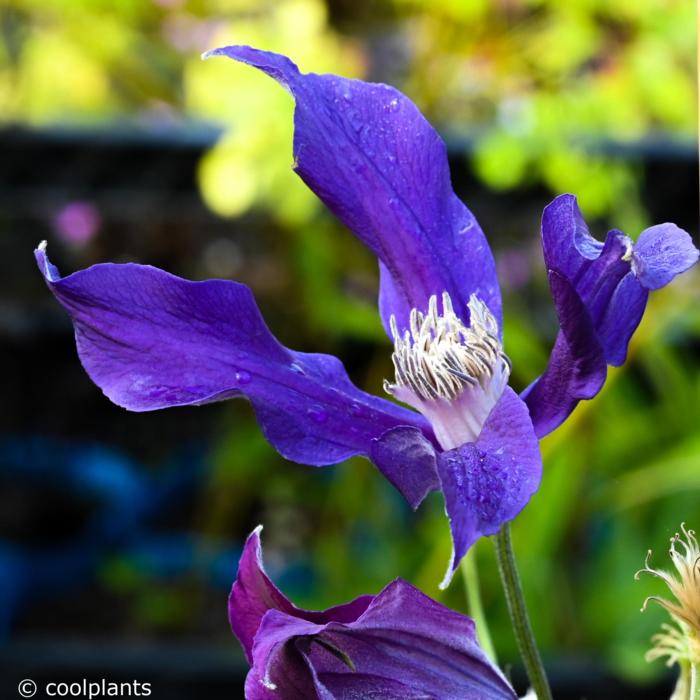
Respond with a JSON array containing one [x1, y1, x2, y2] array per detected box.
[[229, 527, 517, 699], [35, 45, 697, 584], [522, 194, 698, 437]]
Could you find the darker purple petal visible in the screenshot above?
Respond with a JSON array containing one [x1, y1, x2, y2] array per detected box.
[[229, 527, 297, 663], [522, 271, 607, 437], [370, 426, 440, 509], [230, 527, 373, 664], [312, 671, 436, 699], [438, 388, 541, 586], [36, 246, 429, 466], [247, 611, 325, 699], [632, 223, 699, 290], [205, 45, 502, 335], [234, 531, 516, 699], [310, 581, 516, 700]]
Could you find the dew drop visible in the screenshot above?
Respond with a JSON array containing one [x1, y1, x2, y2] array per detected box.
[[291, 363, 305, 375], [349, 402, 366, 418], [349, 153, 367, 175], [235, 370, 251, 385], [388, 98, 399, 111], [457, 218, 476, 236], [348, 109, 364, 133], [308, 407, 328, 424]]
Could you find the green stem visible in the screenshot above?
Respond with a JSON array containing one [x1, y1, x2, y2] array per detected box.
[[671, 660, 690, 700], [494, 524, 552, 700], [690, 660, 700, 700], [461, 546, 497, 663]]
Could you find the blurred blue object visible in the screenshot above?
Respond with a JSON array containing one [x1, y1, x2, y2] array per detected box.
[[124, 534, 241, 589], [0, 436, 219, 637]]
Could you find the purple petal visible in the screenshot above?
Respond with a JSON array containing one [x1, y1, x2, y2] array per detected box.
[[574, 230, 632, 325], [541, 195, 698, 367], [230, 528, 373, 663], [632, 223, 699, 290], [541, 195, 633, 340], [229, 527, 297, 663], [437, 388, 541, 586], [232, 536, 515, 698], [522, 271, 607, 437], [242, 676, 279, 700], [370, 426, 440, 509], [247, 611, 324, 699], [541, 193, 602, 277], [596, 272, 648, 365], [36, 246, 429, 466], [309, 580, 516, 699], [535, 194, 697, 430], [204, 45, 501, 334], [312, 671, 437, 699]]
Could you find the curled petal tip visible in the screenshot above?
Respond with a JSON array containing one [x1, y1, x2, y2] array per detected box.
[[37, 240, 47, 252], [438, 556, 456, 591], [437, 575, 452, 592], [201, 47, 225, 61]]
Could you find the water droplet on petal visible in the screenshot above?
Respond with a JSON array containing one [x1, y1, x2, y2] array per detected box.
[[458, 219, 475, 235], [348, 109, 364, 132], [388, 98, 399, 111], [291, 363, 305, 375], [349, 153, 367, 175], [349, 402, 366, 418], [308, 407, 328, 424], [235, 370, 251, 385]]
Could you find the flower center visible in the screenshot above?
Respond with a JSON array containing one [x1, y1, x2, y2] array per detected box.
[[384, 292, 511, 450]]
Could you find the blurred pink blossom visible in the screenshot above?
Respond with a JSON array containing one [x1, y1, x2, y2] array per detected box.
[[52, 202, 101, 245]]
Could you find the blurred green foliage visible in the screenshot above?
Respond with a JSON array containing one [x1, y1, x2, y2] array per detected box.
[[4, 0, 700, 686], [393, 0, 695, 231]]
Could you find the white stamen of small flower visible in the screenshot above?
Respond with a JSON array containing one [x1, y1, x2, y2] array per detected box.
[[636, 524, 700, 664], [645, 622, 690, 668], [384, 292, 510, 450]]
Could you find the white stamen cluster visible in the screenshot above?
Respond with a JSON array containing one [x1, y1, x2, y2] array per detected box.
[[636, 524, 700, 633], [385, 292, 510, 402]]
